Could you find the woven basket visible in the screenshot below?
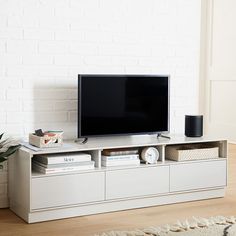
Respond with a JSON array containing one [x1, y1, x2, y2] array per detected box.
[[166, 144, 219, 161]]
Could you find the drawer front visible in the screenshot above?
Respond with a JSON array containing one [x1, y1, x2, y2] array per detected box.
[[31, 172, 105, 210], [106, 166, 169, 200], [170, 160, 227, 192]]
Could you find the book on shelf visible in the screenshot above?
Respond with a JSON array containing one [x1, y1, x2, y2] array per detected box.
[[102, 154, 139, 161], [34, 152, 91, 165], [32, 160, 93, 169], [102, 148, 139, 156], [102, 159, 140, 167], [32, 161, 95, 174]]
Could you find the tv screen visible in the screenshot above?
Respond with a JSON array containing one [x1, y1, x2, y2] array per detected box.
[[78, 74, 169, 138]]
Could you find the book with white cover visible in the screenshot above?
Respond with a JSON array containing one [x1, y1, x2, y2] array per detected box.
[[32, 160, 94, 168], [102, 154, 139, 161], [32, 161, 95, 174], [34, 153, 91, 165], [102, 148, 139, 156], [102, 159, 140, 167]]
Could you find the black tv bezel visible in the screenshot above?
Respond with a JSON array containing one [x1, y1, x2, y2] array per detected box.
[[78, 74, 170, 138]]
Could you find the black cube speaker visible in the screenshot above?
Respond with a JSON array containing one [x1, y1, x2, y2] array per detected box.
[[185, 115, 203, 137]]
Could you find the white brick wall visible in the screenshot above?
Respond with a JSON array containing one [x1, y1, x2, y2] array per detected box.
[[0, 0, 201, 206]]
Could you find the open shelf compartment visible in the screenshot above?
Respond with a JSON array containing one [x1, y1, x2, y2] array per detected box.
[[165, 141, 226, 162]]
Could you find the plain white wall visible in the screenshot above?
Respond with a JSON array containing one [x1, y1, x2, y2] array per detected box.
[[0, 0, 201, 206]]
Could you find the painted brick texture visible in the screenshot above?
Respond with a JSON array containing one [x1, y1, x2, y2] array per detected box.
[[0, 0, 201, 206]]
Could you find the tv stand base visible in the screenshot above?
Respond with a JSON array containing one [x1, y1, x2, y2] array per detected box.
[[8, 136, 227, 223]]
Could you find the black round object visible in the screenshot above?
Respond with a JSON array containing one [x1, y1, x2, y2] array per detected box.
[[185, 115, 203, 137]]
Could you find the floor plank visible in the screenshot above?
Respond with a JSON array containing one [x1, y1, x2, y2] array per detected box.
[[0, 144, 235, 236]]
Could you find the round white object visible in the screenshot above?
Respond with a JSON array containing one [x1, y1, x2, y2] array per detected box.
[[141, 147, 159, 164]]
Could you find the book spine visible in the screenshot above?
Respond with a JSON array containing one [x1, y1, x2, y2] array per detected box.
[[33, 163, 94, 174], [46, 165, 94, 173], [102, 154, 139, 161], [101, 159, 140, 167], [42, 155, 91, 165], [33, 160, 95, 168], [103, 151, 138, 156]]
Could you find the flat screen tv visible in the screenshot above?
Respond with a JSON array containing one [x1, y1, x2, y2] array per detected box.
[[78, 74, 169, 138]]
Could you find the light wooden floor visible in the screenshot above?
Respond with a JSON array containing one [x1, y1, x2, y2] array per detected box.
[[0, 144, 235, 236]]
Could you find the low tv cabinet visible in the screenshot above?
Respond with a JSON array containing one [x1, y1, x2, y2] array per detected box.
[[8, 135, 227, 223]]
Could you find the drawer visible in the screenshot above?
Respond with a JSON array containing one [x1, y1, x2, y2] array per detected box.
[[106, 166, 169, 200], [31, 172, 105, 209], [170, 160, 227, 192]]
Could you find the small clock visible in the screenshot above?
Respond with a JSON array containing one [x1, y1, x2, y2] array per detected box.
[[141, 147, 159, 164]]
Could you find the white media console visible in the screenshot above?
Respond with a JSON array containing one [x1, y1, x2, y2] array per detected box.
[[8, 135, 227, 223]]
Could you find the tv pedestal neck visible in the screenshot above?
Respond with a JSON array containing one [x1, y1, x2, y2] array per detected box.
[[8, 135, 227, 223]]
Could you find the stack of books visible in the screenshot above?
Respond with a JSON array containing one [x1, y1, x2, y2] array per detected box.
[[32, 153, 94, 174], [102, 148, 140, 167]]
